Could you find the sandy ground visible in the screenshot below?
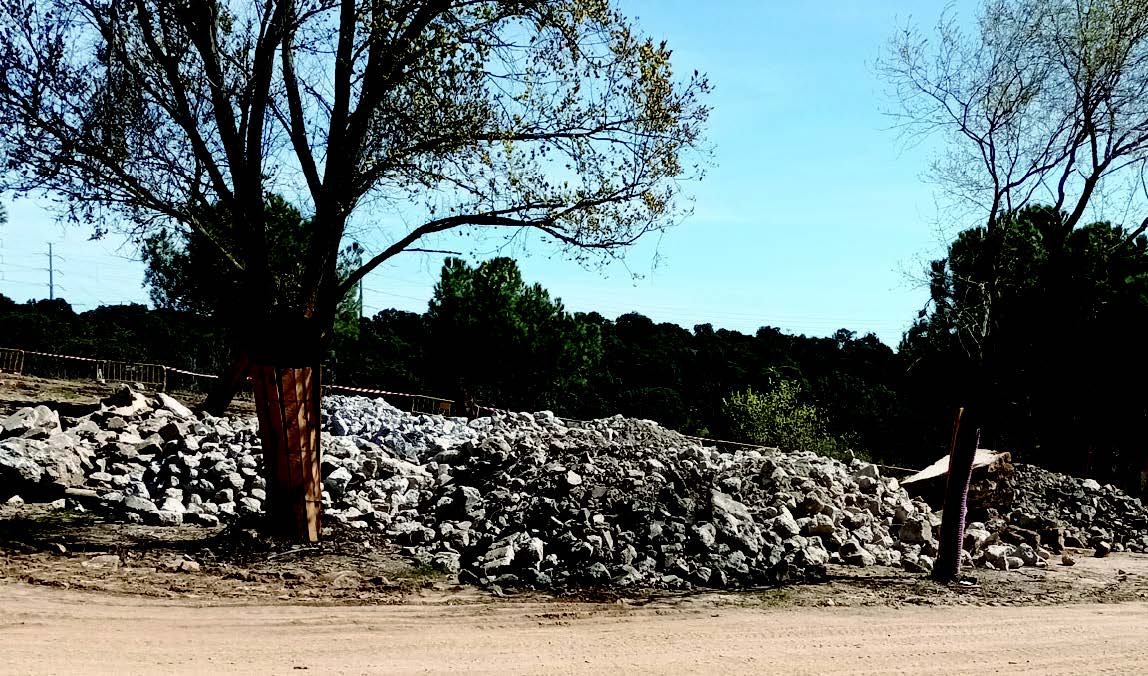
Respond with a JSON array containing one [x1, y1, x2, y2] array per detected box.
[[0, 372, 256, 417], [1, 582, 1146, 675]]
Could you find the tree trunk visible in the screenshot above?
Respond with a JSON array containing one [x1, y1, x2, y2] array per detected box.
[[461, 383, 478, 420], [250, 361, 323, 542], [199, 351, 251, 416], [1142, 448, 1148, 500], [932, 407, 979, 583]]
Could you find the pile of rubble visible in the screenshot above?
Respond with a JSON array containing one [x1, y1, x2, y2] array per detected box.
[[0, 387, 263, 527], [320, 402, 945, 589], [1006, 464, 1148, 554], [2, 388, 1146, 589], [947, 464, 1148, 571]]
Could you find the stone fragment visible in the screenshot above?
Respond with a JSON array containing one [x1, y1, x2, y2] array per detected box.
[[839, 541, 875, 567], [899, 517, 932, 544], [82, 554, 122, 570], [155, 393, 194, 419], [324, 467, 353, 498], [1, 405, 61, 440], [122, 495, 158, 513]]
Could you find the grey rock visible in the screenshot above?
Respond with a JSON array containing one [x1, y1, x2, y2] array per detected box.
[[88, 471, 114, 484], [18, 387, 1147, 595], [159, 497, 186, 513], [898, 517, 932, 544], [901, 554, 927, 574], [103, 386, 153, 418], [963, 527, 992, 552], [186, 512, 221, 527], [432, 551, 463, 575], [693, 522, 717, 549], [710, 490, 764, 554], [983, 544, 1011, 569], [446, 485, 484, 520], [804, 512, 836, 537], [480, 543, 517, 575], [157, 422, 187, 442], [154, 393, 194, 419], [801, 544, 831, 566], [839, 541, 875, 567], [67, 418, 102, 440], [515, 537, 546, 570], [770, 509, 801, 538], [0, 437, 90, 488], [155, 510, 183, 526], [324, 466, 354, 498], [1, 405, 61, 440], [82, 554, 122, 570], [222, 472, 246, 492], [123, 495, 158, 513], [0, 439, 46, 484]]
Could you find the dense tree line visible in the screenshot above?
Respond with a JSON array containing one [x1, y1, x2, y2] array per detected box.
[[0, 296, 231, 378]]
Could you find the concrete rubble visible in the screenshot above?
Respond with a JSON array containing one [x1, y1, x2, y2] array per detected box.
[[1, 387, 1145, 590]]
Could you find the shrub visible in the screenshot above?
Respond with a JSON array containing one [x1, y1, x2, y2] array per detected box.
[[722, 381, 862, 461]]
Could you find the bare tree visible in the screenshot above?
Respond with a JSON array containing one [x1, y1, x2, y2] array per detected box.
[[0, 0, 710, 540], [883, 0, 1148, 581]]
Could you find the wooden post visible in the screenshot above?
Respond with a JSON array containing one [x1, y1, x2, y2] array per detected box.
[[251, 362, 322, 542], [932, 407, 979, 582]]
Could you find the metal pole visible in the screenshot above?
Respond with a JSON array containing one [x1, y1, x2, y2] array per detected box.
[[48, 242, 54, 300]]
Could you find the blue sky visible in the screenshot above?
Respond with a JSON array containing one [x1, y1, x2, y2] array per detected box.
[[0, 1, 972, 346]]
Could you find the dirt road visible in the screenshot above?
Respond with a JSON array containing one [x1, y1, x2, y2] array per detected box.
[[2, 583, 1145, 675]]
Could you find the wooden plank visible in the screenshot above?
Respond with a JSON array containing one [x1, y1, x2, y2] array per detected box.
[[311, 367, 323, 539], [282, 368, 309, 537], [293, 367, 312, 538], [265, 365, 293, 528], [298, 366, 320, 541], [298, 368, 316, 474]]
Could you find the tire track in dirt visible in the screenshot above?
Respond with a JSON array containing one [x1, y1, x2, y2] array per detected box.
[[2, 583, 1146, 675]]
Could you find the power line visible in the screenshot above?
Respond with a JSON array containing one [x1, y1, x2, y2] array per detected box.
[[361, 285, 427, 303], [44, 243, 64, 300]]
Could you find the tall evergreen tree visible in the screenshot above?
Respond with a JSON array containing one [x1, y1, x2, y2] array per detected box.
[[424, 257, 601, 414]]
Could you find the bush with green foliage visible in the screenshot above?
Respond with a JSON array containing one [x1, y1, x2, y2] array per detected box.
[[722, 381, 860, 461]]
